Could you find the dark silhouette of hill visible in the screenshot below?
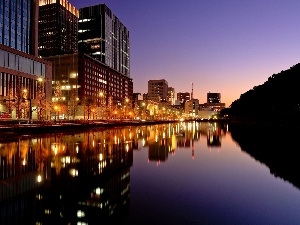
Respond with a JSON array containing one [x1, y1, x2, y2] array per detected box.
[[224, 63, 300, 125]]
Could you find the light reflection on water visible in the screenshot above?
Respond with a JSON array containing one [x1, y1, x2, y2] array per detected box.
[[0, 122, 300, 225]]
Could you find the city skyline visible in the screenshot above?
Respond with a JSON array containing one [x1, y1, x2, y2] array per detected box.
[[72, 0, 300, 107]]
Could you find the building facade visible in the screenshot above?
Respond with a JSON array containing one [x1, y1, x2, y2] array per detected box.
[[0, 44, 52, 119], [78, 4, 130, 77], [147, 79, 168, 102], [45, 53, 133, 119], [167, 87, 175, 105], [207, 92, 221, 103], [0, 0, 38, 56], [0, 0, 52, 119], [177, 92, 190, 103], [199, 92, 225, 117], [38, 0, 79, 57], [185, 99, 199, 117]]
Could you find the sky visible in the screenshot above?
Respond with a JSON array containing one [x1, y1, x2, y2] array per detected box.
[[71, 0, 300, 107]]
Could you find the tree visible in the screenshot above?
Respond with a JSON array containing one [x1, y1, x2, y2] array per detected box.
[[4, 85, 16, 114], [69, 89, 78, 120], [52, 82, 67, 119], [83, 97, 96, 120], [35, 81, 46, 120]]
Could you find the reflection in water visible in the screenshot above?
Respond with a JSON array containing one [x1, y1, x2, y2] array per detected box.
[[230, 124, 300, 190], [0, 122, 227, 224]]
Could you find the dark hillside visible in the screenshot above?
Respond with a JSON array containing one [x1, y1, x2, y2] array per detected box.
[[228, 63, 300, 124]]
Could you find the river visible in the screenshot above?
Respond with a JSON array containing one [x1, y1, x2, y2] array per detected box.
[[1, 121, 300, 225]]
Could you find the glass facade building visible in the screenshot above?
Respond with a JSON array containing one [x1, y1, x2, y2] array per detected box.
[[0, 44, 52, 117], [0, 0, 52, 119], [78, 4, 130, 77], [38, 0, 79, 57], [0, 0, 38, 56]]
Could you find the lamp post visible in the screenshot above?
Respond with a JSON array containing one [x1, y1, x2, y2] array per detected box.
[[99, 91, 105, 119], [54, 105, 59, 120], [124, 97, 129, 119], [36, 77, 46, 120]]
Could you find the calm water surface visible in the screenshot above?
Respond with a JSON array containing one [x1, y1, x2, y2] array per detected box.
[[1, 122, 300, 225]]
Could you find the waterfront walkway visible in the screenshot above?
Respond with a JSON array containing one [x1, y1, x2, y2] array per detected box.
[[0, 119, 178, 136], [0, 118, 228, 138]]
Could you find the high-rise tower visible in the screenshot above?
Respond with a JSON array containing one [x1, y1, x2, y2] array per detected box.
[[78, 4, 130, 77], [38, 0, 79, 57], [0, 0, 38, 56]]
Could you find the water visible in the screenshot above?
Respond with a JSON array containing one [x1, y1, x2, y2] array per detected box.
[[1, 122, 300, 225]]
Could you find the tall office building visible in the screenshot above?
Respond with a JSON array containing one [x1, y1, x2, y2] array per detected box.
[[0, 0, 38, 56], [148, 79, 168, 102], [78, 4, 130, 77], [0, 0, 52, 119], [38, 0, 79, 57]]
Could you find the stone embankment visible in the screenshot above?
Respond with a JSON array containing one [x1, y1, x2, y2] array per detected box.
[[0, 119, 177, 136]]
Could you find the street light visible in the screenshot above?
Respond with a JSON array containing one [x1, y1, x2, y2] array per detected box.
[[54, 105, 59, 120], [99, 91, 105, 119]]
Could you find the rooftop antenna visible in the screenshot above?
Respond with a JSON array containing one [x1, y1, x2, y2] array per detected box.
[[191, 83, 194, 100]]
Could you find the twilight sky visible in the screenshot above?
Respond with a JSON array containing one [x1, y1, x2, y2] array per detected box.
[[71, 0, 300, 107]]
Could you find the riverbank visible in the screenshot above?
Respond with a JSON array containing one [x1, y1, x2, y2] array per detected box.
[[0, 119, 178, 136], [0, 118, 229, 138]]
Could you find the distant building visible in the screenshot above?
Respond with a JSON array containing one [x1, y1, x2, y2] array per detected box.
[[132, 93, 142, 108], [177, 92, 190, 103], [207, 92, 221, 103], [199, 92, 225, 118], [148, 79, 168, 102], [185, 99, 199, 117], [142, 93, 149, 100], [167, 87, 175, 105], [78, 4, 130, 77], [38, 0, 79, 57]]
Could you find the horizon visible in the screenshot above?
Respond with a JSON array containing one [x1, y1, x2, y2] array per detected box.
[[71, 0, 300, 107]]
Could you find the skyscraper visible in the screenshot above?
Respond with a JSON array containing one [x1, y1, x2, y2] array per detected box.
[[38, 0, 79, 57], [78, 4, 130, 77], [0, 0, 38, 56]]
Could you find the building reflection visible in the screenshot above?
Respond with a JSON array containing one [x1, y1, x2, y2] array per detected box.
[[137, 121, 227, 163], [0, 128, 133, 224], [0, 122, 227, 223]]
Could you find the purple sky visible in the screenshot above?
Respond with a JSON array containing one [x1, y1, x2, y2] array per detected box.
[[71, 0, 300, 107]]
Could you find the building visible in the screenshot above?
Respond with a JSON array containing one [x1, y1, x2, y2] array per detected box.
[[38, 0, 79, 57], [0, 0, 52, 119], [199, 92, 225, 119], [167, 87, 175, 105], [0, 0, 39, 56], [148, 79, 168, 102], [185, 99, 199, 117], [78, 4, 130, 77], [45, 53, 133, 119], [207, 92, 221, 103], [177, 92, 190, 103]]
